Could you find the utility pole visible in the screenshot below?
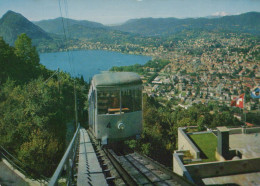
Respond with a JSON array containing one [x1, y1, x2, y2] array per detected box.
[[58, 68, 61, 95]]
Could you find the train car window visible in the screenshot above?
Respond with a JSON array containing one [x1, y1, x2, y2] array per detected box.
[[121, 89, 142, 112], [133, 89, 142, 111], [97, 90, 120, 114], [121, 90, 134, 113]]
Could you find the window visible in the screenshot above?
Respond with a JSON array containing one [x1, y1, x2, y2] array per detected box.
[[133, 89, 142, 111], [121, 89, 142, 112], [98, 90, 120, 114], [97, 88, 142, 115], [121, 90, 134, 113]]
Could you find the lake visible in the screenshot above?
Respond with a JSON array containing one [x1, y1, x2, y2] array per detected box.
[[40, 50, 151, 80]]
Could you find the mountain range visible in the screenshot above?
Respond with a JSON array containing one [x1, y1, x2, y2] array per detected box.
[[0, 10, 259, 47], [34, 17, 133, 42], [112, 12, 260, 36]]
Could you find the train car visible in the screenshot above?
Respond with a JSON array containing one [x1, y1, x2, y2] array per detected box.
[[88, 72, 143, 144]]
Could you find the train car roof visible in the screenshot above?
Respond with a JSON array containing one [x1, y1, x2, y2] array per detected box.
[[93, 72, 142, 87]]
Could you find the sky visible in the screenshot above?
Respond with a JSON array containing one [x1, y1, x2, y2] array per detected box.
[[0, 0, 260, 25]]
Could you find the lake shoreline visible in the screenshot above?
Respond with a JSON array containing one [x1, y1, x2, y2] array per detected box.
[[40, 50, 152, 80], [39, 48, 153, 58]]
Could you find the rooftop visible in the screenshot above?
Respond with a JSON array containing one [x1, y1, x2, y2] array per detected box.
[[203, 172, 260, 185], [189, 133, 217, 163], [202, 131, 260, 185], [229, 133, 260, 159], [174, 127, 260, 185]]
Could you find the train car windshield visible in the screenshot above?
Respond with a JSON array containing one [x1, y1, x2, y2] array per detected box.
[[97, 90, 120, 114], [97, 89, 142, 115]]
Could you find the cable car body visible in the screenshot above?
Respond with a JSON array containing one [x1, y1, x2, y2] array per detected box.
[[88, 72, 142, 144]]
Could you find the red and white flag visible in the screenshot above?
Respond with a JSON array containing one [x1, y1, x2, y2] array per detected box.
[[230, 93, 245, 109]]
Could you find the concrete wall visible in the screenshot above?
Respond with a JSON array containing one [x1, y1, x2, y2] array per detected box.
[[244, 127, 260, 134], [185, 157, 260, 178], [228, 127, 260, 134], [1, 158, 43, 186], [228, 128, 242, 134], [215, 150, 225, 161], [173, 152, 194, 183], [178, 128, 200, 159]]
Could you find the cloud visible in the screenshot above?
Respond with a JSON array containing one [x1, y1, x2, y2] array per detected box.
[[212, 11, 230, 17]]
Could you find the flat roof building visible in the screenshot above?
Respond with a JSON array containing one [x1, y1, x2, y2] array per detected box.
[[173, 126, 260, 185]]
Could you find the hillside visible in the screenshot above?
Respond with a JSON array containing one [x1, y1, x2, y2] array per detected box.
[[34, 17, 106, 35], [34, 17, 143, 44], [112, 12, 260, 36], [0, 10, 52, 45]]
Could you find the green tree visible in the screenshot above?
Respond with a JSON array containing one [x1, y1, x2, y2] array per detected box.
[[0, 37, 19, 83], [14, 33, 40, 67], [14, 33, 40, 80]]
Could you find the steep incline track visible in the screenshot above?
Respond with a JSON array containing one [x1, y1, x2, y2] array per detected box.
[[104, 148, 192, 186]]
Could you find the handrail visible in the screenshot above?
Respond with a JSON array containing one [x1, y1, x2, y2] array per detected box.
[[48, 124, 80, 186]]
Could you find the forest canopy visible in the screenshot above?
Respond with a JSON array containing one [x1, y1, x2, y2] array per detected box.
[[0, 34, 88, 177]]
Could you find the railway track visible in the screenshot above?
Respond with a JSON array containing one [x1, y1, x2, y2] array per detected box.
[[87, 130, 192, 185], [104, 148, 192, 186]]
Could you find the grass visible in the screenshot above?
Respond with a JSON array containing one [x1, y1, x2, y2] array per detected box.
[[189, 133, 217, 163]]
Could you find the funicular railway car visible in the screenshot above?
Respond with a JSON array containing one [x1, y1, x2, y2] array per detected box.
[[88, 72, 143, 144]]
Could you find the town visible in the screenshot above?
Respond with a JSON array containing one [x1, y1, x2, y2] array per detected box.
[[99, 31, 260, 113]]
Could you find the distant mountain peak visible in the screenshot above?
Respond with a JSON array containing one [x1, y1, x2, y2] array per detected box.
[[1, 10, 27, 20], [3, 10, 19, 15], [0, 10, 51, 45]]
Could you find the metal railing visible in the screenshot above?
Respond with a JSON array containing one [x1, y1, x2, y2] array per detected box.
[[48, 124, 80, 186]]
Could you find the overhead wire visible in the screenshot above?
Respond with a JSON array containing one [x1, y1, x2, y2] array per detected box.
[[58, 0, 75, 77], [44, 69, 59, 84], [58, 0, 78, 127]]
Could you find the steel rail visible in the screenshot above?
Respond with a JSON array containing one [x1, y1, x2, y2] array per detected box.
[[103, 148, 137, 186], [122, 154, 156, 186], [134, 152, 193, 186]]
